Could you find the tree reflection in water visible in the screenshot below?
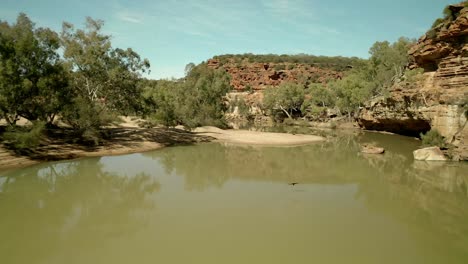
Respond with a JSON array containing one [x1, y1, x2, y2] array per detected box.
[[143, 132, 468, 257], [0, 157, 160, 264]]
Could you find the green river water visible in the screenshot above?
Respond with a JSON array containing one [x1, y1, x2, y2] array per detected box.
[[1, 131, 467, 264]]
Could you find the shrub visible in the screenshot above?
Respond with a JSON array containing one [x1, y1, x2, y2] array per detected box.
[[274, 64, 286, 71], [426, 29, 437, 39], [443, 6, 452, 19], [404, 68, 425, 83], [431, 18, 445, 29], [283, 118, 295, 126], [3, 121, 46, 150], [420, 129, 446, 148]]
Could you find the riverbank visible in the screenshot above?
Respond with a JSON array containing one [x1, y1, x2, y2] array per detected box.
[[0, 126, 212, 170], [0, 124, 325, 170], [194, 126, 325, 146]]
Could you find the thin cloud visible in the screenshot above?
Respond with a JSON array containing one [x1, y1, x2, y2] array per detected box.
[[116, 11, 143, 24]]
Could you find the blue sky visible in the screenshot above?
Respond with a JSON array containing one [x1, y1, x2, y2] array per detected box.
[[0, 0, 456, 79]]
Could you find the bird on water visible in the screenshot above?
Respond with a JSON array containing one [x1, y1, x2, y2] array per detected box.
[[288, 182, 299, 186]]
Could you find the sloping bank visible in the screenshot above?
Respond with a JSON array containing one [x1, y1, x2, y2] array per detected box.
[[0, 126, 325, 170], [194, 126, 325, 146]]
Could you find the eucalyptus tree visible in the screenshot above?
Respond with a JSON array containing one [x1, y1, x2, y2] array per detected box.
[[263, 82, 305, 119], [60, 17, 150, 140], [0, 13, 69, 125]]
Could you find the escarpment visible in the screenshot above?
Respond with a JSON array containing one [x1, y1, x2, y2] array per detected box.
[[206, 55, 358, 91], [359, 2, 468, 160]]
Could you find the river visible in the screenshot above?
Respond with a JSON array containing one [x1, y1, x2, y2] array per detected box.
[[0, 131, 467, 264]]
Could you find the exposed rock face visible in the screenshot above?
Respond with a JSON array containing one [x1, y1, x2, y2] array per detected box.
[[413, 147, 447, 161], [359, 3, 468, 160], [207, 59, 343, 91]]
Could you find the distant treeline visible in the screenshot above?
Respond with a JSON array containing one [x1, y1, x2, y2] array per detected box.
[[212, 53, 366, 72]]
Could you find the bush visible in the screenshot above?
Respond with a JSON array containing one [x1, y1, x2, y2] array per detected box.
[[61, 97, 119, 145], [420, 129, 446, 148], [3, 121, 46, 150], [283, 118, 295, 126], [431, 18, 445, 29], [274, 64, 286, 71], [404, 68, 425, 83]]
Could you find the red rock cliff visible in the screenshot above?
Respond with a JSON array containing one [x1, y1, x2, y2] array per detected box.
[[207, 58, 344, 91], [359, 2, 468, 160]]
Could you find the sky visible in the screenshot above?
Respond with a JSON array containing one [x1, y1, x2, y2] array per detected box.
[[0, 0, 456, 79]]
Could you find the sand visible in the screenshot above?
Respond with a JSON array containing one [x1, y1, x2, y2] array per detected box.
[[0, 119, 325, 170], [194, 126, 325, 146]]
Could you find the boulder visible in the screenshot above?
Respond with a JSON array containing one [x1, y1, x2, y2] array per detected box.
[[413, 146, 447, 161], [360, 144, 385, 154]]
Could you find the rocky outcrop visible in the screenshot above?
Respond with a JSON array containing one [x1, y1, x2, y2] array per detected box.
[[359, 3, 468, 160], [207, 59, 343, 91]]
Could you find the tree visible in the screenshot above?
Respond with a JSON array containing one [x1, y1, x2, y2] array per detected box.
[[178, 63, 231, 128], [368, 37, 414, 94], [184, 62, 195, 76], [263, 82, 305, 119], [328, 72, 373, 119], [308, 83, 335, 108], [0, 13, 69, 125], [60, 17, 150, 139], [141, 79, 179, 127], [141, 64, 231, 129]]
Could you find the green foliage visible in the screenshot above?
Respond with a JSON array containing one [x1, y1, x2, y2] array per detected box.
[[443, 6, 453, 19], [141, 64, 231, 129], [308, 83, 335, 107], [263, 82, 305, 119], [303, 104, 327, 120], [3, 121, 45, 150], [213, 53, 365, 72], [245, 85, 254, 94], [420, 129, 446, 148], [178, 64, 231, 128], [404, 68, 425, 83], [141, 79, 179, 127], [274, 64, 286, 71], [0, 13, 70, 125], [368, 37, 414, 93], [431, 18, 445, 29], [60, 17, 150, 137], [232, 97, 250, 117], [426, 29, 437, 39], [328, 72, 373, 118], [426, 3, 464, 37], [61, 97, 119, 145]]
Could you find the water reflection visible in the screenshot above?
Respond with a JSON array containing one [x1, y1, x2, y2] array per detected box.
[[0, 131, 467, 263], [0, 158, 159, 264], [142, 132, 468, 258]]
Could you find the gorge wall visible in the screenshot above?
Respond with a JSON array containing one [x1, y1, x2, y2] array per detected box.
[[207, 57, 349, 91], [358, 3, 468, 160]]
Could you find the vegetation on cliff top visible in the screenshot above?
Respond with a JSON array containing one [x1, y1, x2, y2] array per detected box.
[[212, 53, 365, 72], [427, 1, 467, 38], [261, 37, 417, 121]]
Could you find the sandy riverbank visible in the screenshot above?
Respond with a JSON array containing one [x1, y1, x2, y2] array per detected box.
[[0, 123, 325, 171], [194, 126, 325, 146]]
